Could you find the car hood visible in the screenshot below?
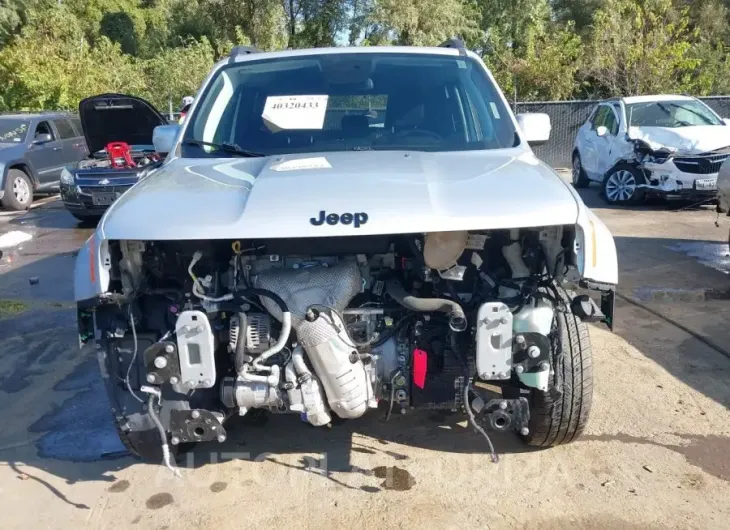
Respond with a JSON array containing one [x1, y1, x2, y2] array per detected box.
[[628, 125, 730, 154], [79, 93, 167, 155], [99, 150, 580, 241], [0, 142, 25, 157]]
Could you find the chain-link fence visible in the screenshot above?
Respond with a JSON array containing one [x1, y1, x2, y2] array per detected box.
[[515, 96, 730, 169]]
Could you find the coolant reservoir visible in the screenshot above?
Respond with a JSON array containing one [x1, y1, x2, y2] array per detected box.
[[423, 231, 468, 270], [513, 299, 554, 335]]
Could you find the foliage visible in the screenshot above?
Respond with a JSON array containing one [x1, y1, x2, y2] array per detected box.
[[2, 0, 730, 109], [141, 38, 216, 110], [581, 0, 699, 97]]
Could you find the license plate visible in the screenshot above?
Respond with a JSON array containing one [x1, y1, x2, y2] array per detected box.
[[695, 178, 717, 191], [91, 192, 119, 206]]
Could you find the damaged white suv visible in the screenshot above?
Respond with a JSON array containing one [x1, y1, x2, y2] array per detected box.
[[573, 95, 730, 204], [74, 42, 618, 466]]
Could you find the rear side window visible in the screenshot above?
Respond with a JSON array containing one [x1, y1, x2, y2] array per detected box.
[[53, 119, 76, 139], [70, 118, 83, 136]]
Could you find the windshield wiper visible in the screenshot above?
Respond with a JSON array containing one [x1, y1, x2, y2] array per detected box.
[[667, 102, 716, 125], [656, 103, 692, 127], [182, 139, 265, 158]]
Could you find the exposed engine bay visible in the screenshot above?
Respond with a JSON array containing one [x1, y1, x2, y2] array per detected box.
[[80, 227, 612, 468]]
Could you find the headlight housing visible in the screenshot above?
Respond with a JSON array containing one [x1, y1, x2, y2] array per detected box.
[[60, 167, 74, 185]]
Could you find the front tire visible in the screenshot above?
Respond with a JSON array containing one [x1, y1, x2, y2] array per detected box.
[[1, 168, 33, 211], [523, 308, 593, 447], [572, 153, 590, 188], [602, 164, 646, 205]]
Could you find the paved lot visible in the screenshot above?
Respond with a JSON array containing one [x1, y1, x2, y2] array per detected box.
[[0, 186, 729, 529]]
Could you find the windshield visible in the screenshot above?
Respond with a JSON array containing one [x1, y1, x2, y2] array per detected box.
[[627, 100, 723, 128], [0, 119, 30, 143], [181, 53, 517, 157]]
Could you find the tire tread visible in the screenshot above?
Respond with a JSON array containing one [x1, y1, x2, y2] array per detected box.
[[524, 301, 593, 448]]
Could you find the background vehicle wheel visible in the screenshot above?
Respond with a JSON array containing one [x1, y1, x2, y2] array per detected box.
[[602, 164, 646, 205], [1, 169, 33, 211], [572, 153, 590, 188], [522, 308, 593, 447]]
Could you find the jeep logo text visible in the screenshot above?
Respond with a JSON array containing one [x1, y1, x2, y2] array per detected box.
[[310, 210, 368, 228]]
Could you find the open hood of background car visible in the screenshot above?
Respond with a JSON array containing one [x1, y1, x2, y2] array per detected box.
[[78, 93, 167, 155]]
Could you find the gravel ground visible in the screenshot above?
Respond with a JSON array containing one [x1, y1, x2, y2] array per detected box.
[[0, 187, 729, 529]]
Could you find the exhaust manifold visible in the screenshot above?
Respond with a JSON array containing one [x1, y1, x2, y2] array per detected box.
[[254, 259, 374, 422]]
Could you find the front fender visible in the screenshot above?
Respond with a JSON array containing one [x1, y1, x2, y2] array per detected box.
[[74, 233, 111, 302], [561, 180, 618, 286], [577, 208, 618, 285]]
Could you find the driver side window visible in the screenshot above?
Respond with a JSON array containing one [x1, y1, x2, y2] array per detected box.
[[603, 108, 618, 136], [34, 121, 55, 141], [591, 106, 608, 130]]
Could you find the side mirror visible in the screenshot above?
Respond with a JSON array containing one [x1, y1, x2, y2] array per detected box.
[[152, 124, 180, 155], [596, 125, 608, 137], [516, 113, 551, 145], [33, 133, 53, 144]]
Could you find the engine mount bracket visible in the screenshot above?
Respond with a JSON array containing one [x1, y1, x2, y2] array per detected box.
[[476, 302, 513, 380], [169, 409, 226, 443]]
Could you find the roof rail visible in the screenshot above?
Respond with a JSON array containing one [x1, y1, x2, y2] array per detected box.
[[229, 45, 260, 59], [0, 110, 72, 116], [439, 37, 466, 55]]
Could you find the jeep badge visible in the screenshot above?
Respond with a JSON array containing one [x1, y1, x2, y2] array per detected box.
[[310, 210, 368, 228]]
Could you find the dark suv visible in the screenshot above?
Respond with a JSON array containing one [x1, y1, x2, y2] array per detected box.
[[0, 112, 88, 210]]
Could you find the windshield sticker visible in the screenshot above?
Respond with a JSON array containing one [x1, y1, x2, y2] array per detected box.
[[262, 95, 328, 132], [0, 123, 27, 142], [490, 102, 500, 119], [271, 157, 332, 172]]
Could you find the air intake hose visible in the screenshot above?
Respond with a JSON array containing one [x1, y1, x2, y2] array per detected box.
[[385, 279, 467, 332]]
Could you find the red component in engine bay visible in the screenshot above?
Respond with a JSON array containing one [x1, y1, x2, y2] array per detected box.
[[413, 348, 428, 389], [106, 141, 137, 169]]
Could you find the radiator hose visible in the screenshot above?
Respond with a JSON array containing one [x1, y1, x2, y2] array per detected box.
[[385, 279, 467, 332]]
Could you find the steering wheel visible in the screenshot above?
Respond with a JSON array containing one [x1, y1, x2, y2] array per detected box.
[[394, 128, 443, 142]]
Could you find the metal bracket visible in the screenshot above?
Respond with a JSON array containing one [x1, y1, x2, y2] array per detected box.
[[175, 310, 217, 389], [476, 302, 513, 380], [143, 341, 181, 385], [169, 409, 226, 444], [476, 397, 530, 433]]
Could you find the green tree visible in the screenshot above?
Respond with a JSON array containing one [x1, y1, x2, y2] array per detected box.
[[552, 0, 605, 31], [141, 38, 216, 110], [485, 22, 582, 102], [0, 5, 145, 110], [581, 0, 699, 97], [355, 0, 481, 46]]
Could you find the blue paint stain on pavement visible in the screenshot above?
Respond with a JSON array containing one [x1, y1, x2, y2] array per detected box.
[[29, 358, 128, 462]]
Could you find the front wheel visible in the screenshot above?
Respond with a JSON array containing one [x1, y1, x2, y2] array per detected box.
[[522, 309, 593, 447], [602, 164, 646, 205]]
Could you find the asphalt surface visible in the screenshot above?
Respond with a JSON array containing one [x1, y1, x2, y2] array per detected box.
[[0, 185, 729, 529]]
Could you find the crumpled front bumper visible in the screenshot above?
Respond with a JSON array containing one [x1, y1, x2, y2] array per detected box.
[[640, 160, 719, 198]]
